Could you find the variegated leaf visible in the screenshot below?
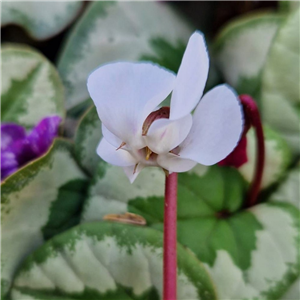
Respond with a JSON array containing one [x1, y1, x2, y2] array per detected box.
[[271, 164, 300, 208], [82, 163, 299, 299], [1, 1, 83, 40], [75, 106, 102, 175], [238, 125, 291, 189], [11, 222, 217, 300], [1, 45, 65, 128], [57, 1, 194, 110], [1, 139, 87, 297], [214, 12, 283, 102], [261, 8, 300, 155]]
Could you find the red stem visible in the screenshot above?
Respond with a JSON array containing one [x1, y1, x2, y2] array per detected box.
[[240, 95, 265, 207], [163, 172, 178, 300]]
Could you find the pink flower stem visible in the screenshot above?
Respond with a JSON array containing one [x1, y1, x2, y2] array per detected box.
[[163, 172, 178, 300], [240, 95, 265, 207]]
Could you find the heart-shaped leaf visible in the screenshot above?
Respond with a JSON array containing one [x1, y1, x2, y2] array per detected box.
[[261, 8, 300, 155], [82, 163, 299, 299], [1, 2, 83, 40], [238, 125, 291, 189], [214, 12, 283, 102], [10, 222, 217, 300], [1, 139, 87, 297], [1, 45, 65, 128], [57, 1, 194, 110]]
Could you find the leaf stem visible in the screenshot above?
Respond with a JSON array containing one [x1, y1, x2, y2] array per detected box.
[[163, 172, 178, 300], [240, 95, 265, 207]]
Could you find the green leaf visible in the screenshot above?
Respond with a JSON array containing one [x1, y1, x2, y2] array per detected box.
[[271, 164, 300, 208], [140, 37, 186, 73], [1, 45, 65, 128], [214, 12, 283, 103], [204, 202, 299, 300], [279, 1, 300, 13], [81, 164, 166, 223], [1, 139, 87, 297], [10, 222, 217, 300], [261, 8, 300, 155], [41, 179, 89, 240], [57, 1, 194, 110], [1, 2, 83, 40], [83, 164, 299, 299], [238, 125, 291, 189], [280, 278, 300, 300], [75, 106, 102, 175]]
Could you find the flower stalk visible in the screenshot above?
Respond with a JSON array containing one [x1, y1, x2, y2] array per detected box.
[[239, 95, 265, 207], [163, 172, 178, 300]]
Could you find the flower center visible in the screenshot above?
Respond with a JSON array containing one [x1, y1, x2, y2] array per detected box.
[[141, 106, 170, 161], [142, 106, 170, 136], [116, 106, 173, 172]]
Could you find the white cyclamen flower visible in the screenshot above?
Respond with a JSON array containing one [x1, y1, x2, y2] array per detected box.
[[87, 31, 243, 183]]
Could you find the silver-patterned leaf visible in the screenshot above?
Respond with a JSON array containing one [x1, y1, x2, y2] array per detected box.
[[1, 1, 83, 40], [57, 1, 194, 109], [1, 45, 65, 128], [1, 139, 87, 296]]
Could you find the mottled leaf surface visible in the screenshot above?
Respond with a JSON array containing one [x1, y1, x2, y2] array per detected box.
[[1, 139, 87, 297], [75, 106, 102, 175], [261, 8, 300, 155], [57, 1, 193, 109], [238, 126, 291, 189], [214, 12, 283, 102], [11, 222, 217, 300], [1, 1, 83, 40], [271, 164, 300, 208], [83, 163, 299, 299], [1, 45, 65, 128]]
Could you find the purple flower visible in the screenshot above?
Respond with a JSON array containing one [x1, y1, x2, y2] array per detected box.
[[1, 116, 61, 180]]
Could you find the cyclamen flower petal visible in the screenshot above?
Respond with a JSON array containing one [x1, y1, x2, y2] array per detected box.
[[146, 114, 193, 154], [97, 138, 137, 167], [27, 116, 62, 156], [102, 124, 123, 148], [123, 164, 144, 184], [87, 62, 176, 149], [8, 138, 36, 166], [179, 85, 243, 165], [88, 31, 243, 183], [218, 136, 248, 168], [1, 151, 18, 179], [157, 154, 197, 173], [170, 31, 209, 120], [1, 124, 26, 150], [1, 116, 61, 180]]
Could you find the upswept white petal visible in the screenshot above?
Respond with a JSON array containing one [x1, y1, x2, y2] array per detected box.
[[87, 62, 175, 148], [179, 84, 243, 165], [157, 153, 197, 173], [102, 124, 123, 148], [170, 31, 209, 120], [123, 164, 144, 183], [145, 114, 192, 154], [97, 138, 137, 167]]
